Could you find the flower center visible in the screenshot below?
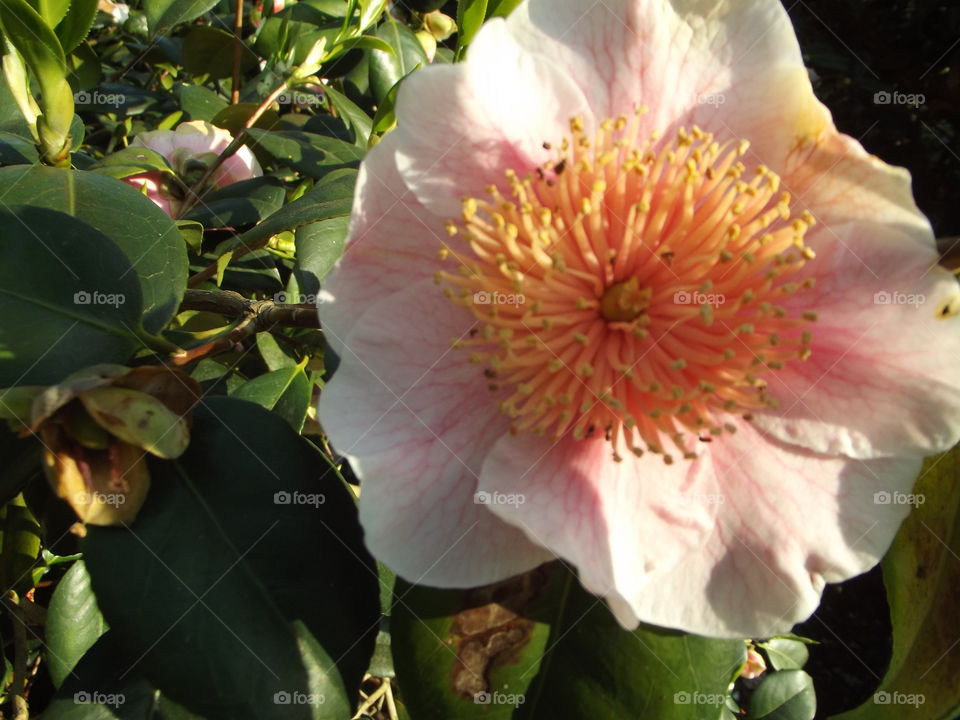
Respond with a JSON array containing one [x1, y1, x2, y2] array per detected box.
[[436, 111, 817, 463]]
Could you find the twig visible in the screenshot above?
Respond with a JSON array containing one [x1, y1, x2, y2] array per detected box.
[[5, 593, 30, 720], [171, 289, 320, 365], [353, 678, 389, 718], [231, 0, 244, 104]]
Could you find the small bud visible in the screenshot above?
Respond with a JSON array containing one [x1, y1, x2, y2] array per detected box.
[[423, 10, 457, 41]]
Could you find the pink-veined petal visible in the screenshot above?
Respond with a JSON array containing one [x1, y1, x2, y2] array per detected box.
[[319, 279, 553, 585]]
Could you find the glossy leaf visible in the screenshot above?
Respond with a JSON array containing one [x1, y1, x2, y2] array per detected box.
[[78, 387, 190, 459], [144, 0, 218, 37], [185, 176, 286, 229], [45, 560, 108, 688], [455, 0, 488, 57], [323, 85, 372, 147], [54, 0, 98, 53], [0, 165, 188, 337], [231, 364, 311, 432], [368, 18, 427, 102], [392, 562, 746, 719], [0, 494, 41, 594], [295, 214, 348, 293], [759, 637, 811, 672], [82, 397, 379, 720], [832, 446, 960, 720], [183, 25, 256, 80], [246, 129, 363, 179], [748, 670, 816, 720]]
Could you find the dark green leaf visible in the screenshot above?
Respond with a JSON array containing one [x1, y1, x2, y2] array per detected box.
[[759, 637, 810, 672], [0, 130, 39, 165], [82, 397, 379, 719], [323, 85, 372, 147], [183, 25, 256, 80], [177, 84, 228, 122], [295, 214, 348, 293], [144, 0, 218, 37], [246, 129, 363, 179], [748, 670, 816, 720], [45, 560, 109, 688], [0, 494, 41, 594], [186, 176, 286, 229], [88, 146, 173, 180], [0, 165, 188, 337]]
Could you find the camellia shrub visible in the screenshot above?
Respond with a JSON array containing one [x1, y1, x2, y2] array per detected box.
[[0, 0, 957, 718]]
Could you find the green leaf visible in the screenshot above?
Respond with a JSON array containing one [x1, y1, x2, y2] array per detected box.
[[246, 129, 364, 179], [295, 214, 348, 293], [358, 0, 387, 32], [832, 446, 960, 720], [185, 176, 286, 229], [759, 637, 810, 671], [54, 0, 98, 53], [82, 397, 379, 719], [748, 670, 816, 720], [231, 364, 311, 431], [65, 40, 102, 93], [144, 0, 218, 37], [455, 0, 488, 58], [79, 386, 190, 458], [0, 129, 39, 164], [323, 85, 371, 147], [370, 75, 400, 136], [392, 562, 746, 719], [45, 560, 108, 689], [257, 332, 298, 370], [177, 219, 204, 255], [0, 165, 188, 337], [88, 145, 173, 180], [43, 632, 203, 719], [213, 168, 356, 260], [183, 25, 257, 80], [368, 17, 427, 103], [178, 83, 228, 122], [486, 0, 522, 19], [0, 205, 144, 386]]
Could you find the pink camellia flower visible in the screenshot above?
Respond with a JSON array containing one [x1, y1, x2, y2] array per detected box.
[[318, 0, 960, 637], [124, 121, 261, 216]]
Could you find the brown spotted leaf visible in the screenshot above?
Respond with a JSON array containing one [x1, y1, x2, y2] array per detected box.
[[78, 386, 190, 459]]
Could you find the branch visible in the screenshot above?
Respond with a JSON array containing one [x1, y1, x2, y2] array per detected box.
[[231, 0, 244, 104], [172, 289, 320, 365]]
